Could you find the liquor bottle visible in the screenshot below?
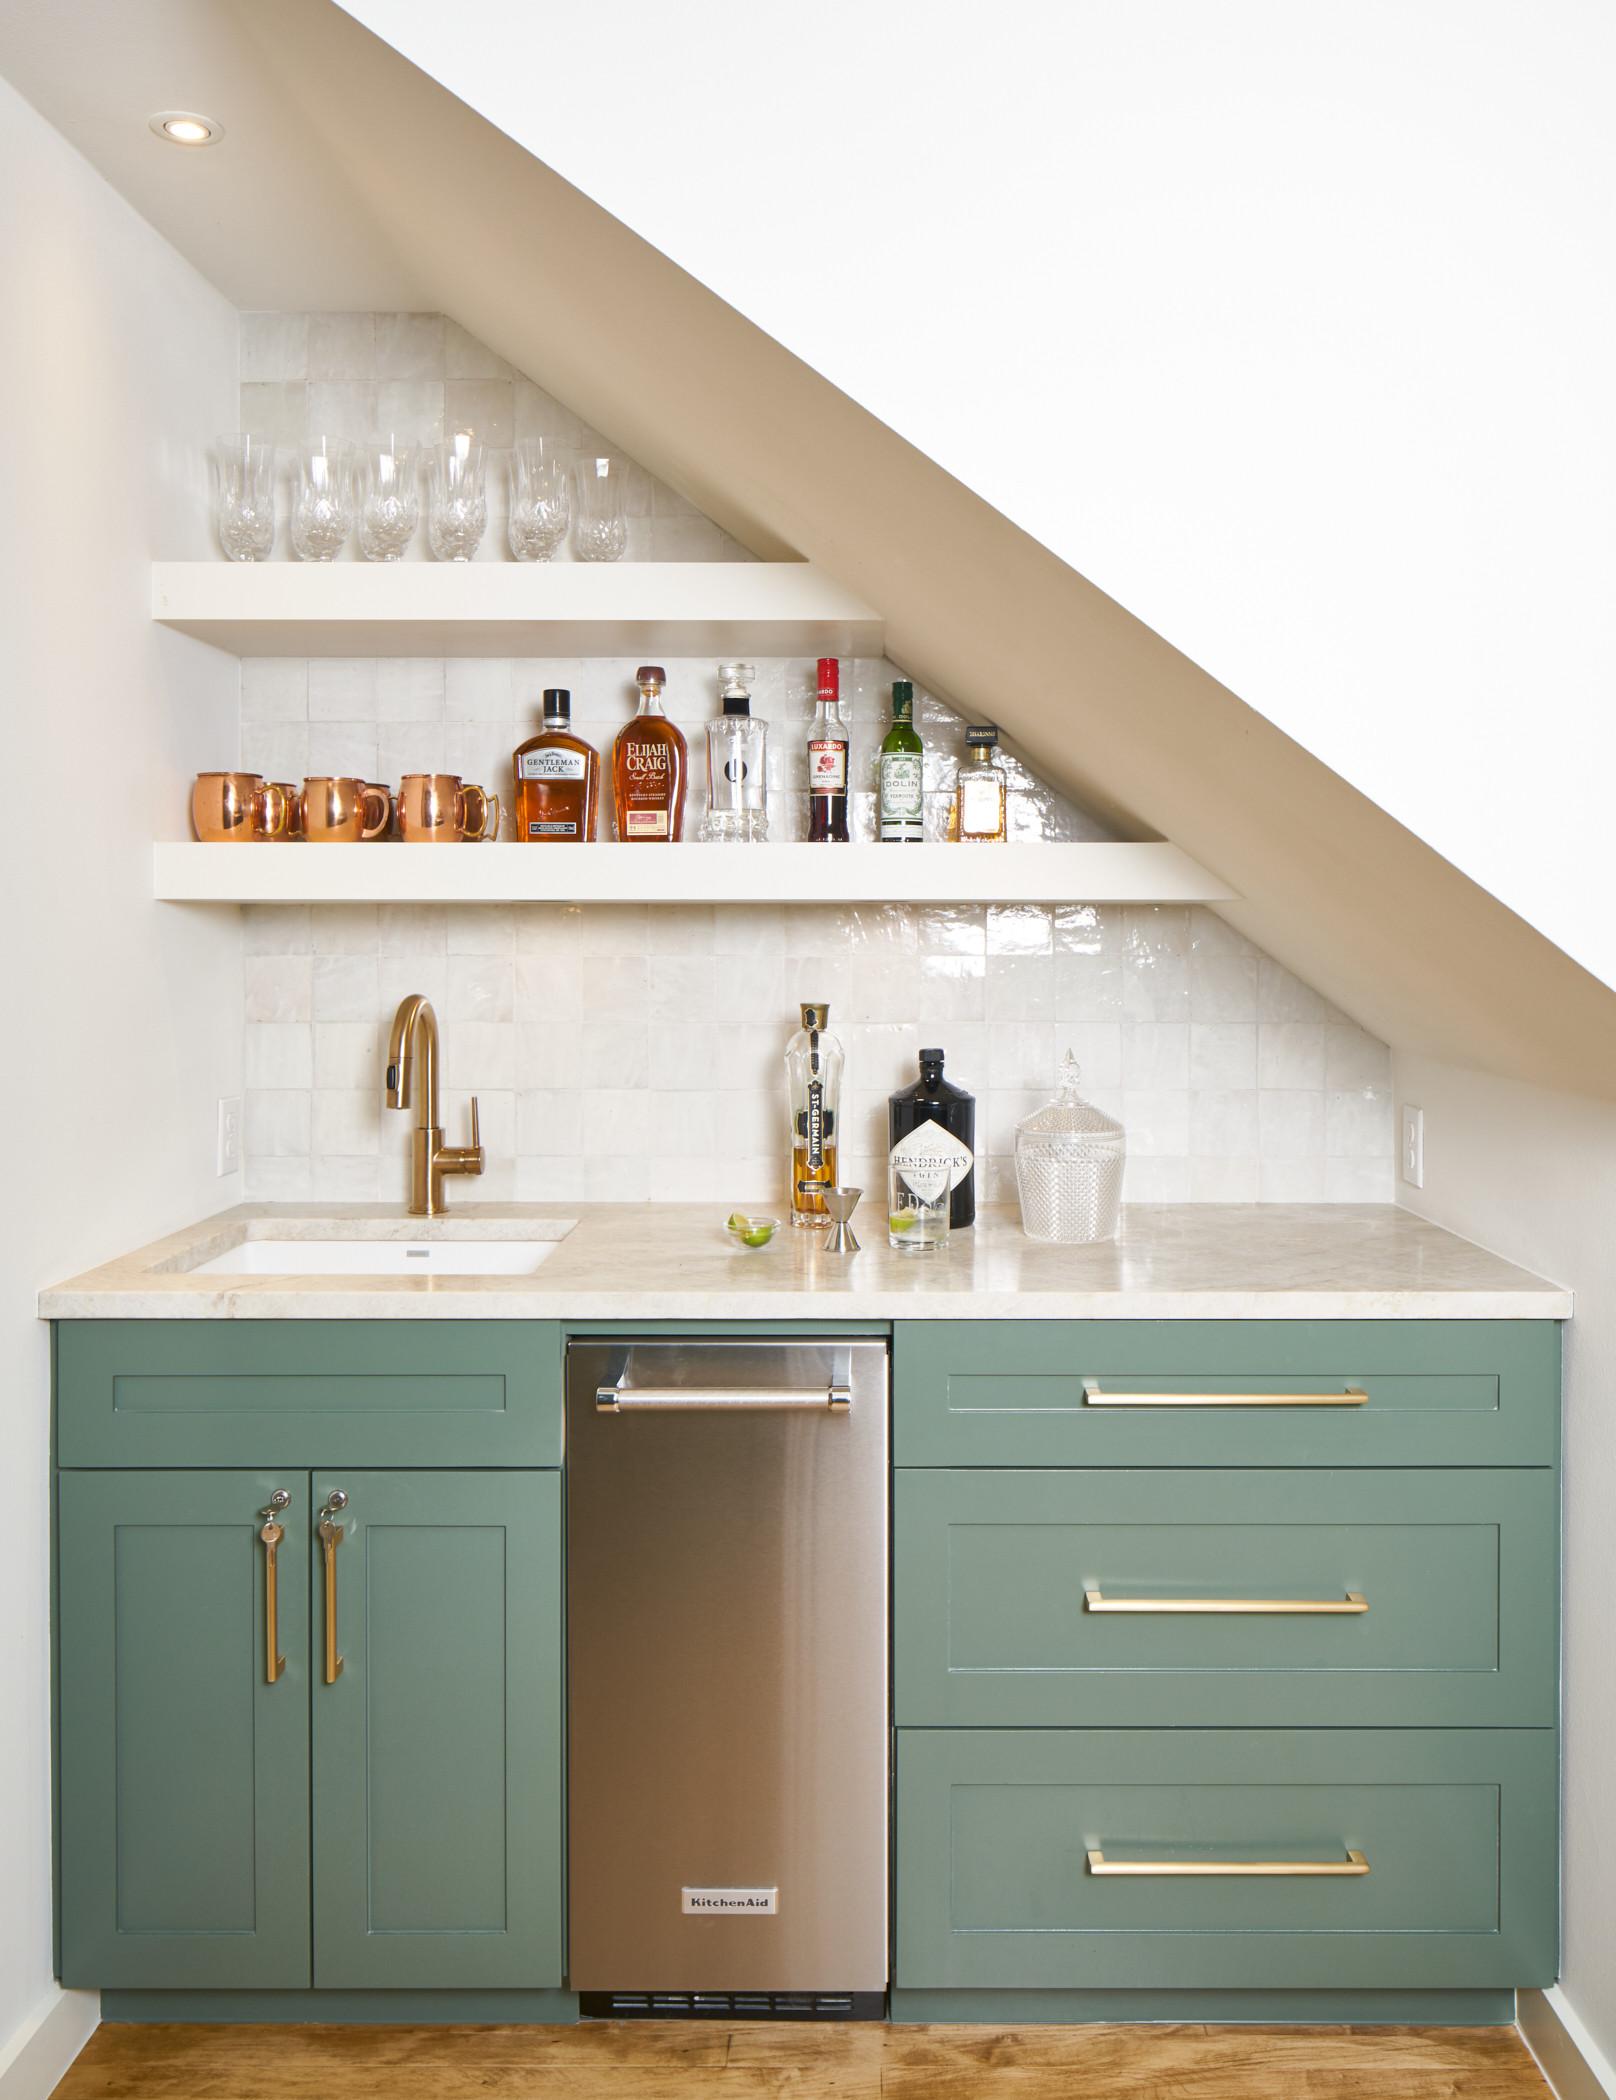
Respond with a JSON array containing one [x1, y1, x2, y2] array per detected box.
[[700, 662, 769, 842], [512, 688, 599, 842], [878, 680, 924, 843], [784, 1001, 843, 1226], [612, 665, 687, 842], [806, 656, 850, 842], [889, 1047, 976, 1228], [953, 724, 1008, 843]]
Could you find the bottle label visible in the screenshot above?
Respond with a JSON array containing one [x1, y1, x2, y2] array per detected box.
[[519, 750, 587, 781], [959, 777, 1001, 837], [879, 751, 924, 821], [625, 742, 670, 775], [891, 1123, 973, 1203], [527, 819, 578, 837], [624, 808, 670, 838], [808, 738, 848, 793], [806, 1079, 825, 1168]]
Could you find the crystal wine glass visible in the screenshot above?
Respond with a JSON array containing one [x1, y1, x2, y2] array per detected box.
[[571, 451, 629, 562], [357, 438, 419, 562], [427, 432, 487, 562], [508, 438, 571, 562], [290, 437, 356, 562], [215, 433, 276, 562]]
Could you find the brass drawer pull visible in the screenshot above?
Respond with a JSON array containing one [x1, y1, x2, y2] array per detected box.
[[318, 1490, 348, 1684], [1088, 1847, 1369, 1877], [1082, 1379, 1368, 1408], [257, 1489, 291, 1684], [1084, 1588, 1368, 1615]]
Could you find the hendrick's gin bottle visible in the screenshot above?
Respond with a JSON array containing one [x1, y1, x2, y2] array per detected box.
[[888, 1047, 976, 1229]]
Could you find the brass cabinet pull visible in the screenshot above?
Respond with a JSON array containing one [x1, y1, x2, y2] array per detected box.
[[1088, 1848, 1369, 1877], [257, 1489, 291, 1684], [1084, 1587, 1368, 1615], [1082, 1379, 1368, 1408], [318, 1490, 348, 1684]]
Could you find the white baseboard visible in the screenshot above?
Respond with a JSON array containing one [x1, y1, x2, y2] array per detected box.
[[1521, 1987, 1616, 2100], [0, 1992, 98, 2100]]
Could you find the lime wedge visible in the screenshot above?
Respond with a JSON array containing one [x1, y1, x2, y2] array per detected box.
[[889, 1211, 916, 1233], [741, 1225, 775, 1248], [725, 1212, 752, 1234]]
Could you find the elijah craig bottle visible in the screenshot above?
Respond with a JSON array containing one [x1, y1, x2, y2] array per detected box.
[[888, 1046, 976, 1228]]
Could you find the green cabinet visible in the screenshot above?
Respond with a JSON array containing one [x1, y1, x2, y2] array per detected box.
[[57, 1464, 563, 1993]]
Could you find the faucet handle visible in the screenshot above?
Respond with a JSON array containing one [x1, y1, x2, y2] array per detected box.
[[468, 1096, 481, 1154]]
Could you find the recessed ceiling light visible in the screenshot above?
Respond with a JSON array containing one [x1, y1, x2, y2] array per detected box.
[[148, 111, 223, 147]]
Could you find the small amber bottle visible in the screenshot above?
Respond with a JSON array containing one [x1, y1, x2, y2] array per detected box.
[[513, 689, 599, 842], [612, 665, 688, 842]]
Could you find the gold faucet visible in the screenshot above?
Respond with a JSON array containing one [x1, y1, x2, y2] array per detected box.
[[384, 995, 486, 1216]]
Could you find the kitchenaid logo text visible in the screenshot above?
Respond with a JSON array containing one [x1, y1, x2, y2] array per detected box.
[[681, 1887, 779, 1915]]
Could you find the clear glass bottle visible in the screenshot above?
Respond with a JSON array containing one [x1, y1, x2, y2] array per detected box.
[[612, 665, 688, 842], [513, 688, 599, 842], [784, 1001, 843, 1227], [953, 724, 1008, 843], [700, 662, 769, 842], [806, 657, 850, 843], [888, 1047, 976, 1227], [878, 680, 925, 843]]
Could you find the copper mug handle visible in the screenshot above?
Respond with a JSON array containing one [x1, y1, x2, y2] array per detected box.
[[459, 784, 500, 841], [359, 783, 392, 841], [258, 782, 290, 841]]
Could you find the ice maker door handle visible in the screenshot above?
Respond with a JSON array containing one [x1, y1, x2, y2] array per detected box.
[[596, 1383, 852, 1413]]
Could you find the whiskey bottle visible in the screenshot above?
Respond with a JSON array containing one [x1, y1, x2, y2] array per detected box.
[[888, 1046, 976, 1228], [784, 1001, 843, 1226], [806, 657, 850, 842], [612, 665, 687, 842], [877, 680, 924, 843], [953, 724, 1008, 843], [513, 688, 599, 842], [700, 662, 769, 842]]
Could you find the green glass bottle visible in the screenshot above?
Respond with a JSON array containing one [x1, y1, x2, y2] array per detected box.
[[878, 680, 925, 844]]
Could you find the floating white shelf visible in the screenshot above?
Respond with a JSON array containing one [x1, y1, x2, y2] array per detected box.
[[152, 841, 1234, 906], [151, 561, 883, 658]]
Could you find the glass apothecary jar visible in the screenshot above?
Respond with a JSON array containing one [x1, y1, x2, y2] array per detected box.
[[1014, 1052, 1125, 1244]]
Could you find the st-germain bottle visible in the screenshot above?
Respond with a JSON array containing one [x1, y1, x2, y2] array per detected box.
[[888, 1046, 976, 1227], [878, 679, 924, 843], [512, 688, 599, 842], [612, 665, 687, 842], [784, 1001, 843, 1226], [806, 657, 850, 842]]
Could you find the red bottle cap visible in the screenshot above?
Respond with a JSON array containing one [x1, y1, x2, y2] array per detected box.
[[816, 657, 840, 701]]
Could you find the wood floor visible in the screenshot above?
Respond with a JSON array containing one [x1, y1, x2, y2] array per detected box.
[[53, 2019, 1554, 2100]]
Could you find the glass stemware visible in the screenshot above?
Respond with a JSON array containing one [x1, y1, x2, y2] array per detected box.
[[290, 437, 356, 562], [427, 432, 487, 562], [508, 439, 571, 562], [215, 434, 276, 562], [357, 439, 419, 562], [572, 451, 630, 563]]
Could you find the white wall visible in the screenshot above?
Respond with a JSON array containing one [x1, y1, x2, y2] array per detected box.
[[0, 78, 241, 2082], [1395, 1051, 1616, 2061], [344, 0, 1616, 996]]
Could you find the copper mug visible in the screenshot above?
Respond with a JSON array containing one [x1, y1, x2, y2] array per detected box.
[[268, 782, 304, 840], [302, 775, 392, 843], [191, 771, 291, 843], [397, 773, 500, 843]]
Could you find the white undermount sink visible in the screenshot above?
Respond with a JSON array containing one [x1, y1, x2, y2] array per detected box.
[[190, 1237, 562, 1278]]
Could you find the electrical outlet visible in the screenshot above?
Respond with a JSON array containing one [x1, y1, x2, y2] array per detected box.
[[217, 1095, 242, 1177], [1400, 1103, 1424, 1189]]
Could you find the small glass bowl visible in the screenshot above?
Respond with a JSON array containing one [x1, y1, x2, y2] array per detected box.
[[725, 1212, 780, 1250]]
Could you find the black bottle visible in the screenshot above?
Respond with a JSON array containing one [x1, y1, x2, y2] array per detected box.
[[888, 1047, 976, 1229]]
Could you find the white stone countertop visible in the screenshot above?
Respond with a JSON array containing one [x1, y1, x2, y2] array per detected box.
[[38, 1202, 1570, 1320]]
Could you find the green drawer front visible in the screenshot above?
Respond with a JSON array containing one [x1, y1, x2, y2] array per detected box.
[[896, 1728, 1558, 1991], [55, 1321, 563, 1468], [895, 1469, 1556, 1727], [894, 1321, 1559, 1468]]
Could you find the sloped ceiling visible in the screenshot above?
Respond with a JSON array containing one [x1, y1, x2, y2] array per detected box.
[[5, 0, 1614, 1096]]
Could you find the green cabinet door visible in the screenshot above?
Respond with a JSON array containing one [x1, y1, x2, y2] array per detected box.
[[310, 1471, 563, 1988], [57, 1471, 312, 1988]]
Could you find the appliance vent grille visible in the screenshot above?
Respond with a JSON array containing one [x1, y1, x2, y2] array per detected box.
[[581, 1990, 884, 2022]]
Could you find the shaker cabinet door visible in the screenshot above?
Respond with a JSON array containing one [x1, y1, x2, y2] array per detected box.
[[310, 1470, 563, 1988], [57, 1470, 312, 1987]]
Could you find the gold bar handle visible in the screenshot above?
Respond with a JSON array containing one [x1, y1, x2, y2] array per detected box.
[[318, 1490, 348, 1684], [257, 1489, 290, 1685], [1082, 1379, 1368, 1408], [1088, 1848, 1369, 1877], [1085, 1588, 1368, 1615]]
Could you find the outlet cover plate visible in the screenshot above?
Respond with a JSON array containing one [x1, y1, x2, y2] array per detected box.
[[217, 1095, 242, 1177], [1400, 1103, 1424, 1188]]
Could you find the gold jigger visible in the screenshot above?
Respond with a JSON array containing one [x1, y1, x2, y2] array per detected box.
[[302, 776, 392, 842], [397, 773, 500, 843], [191, 771, 289, 842]]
